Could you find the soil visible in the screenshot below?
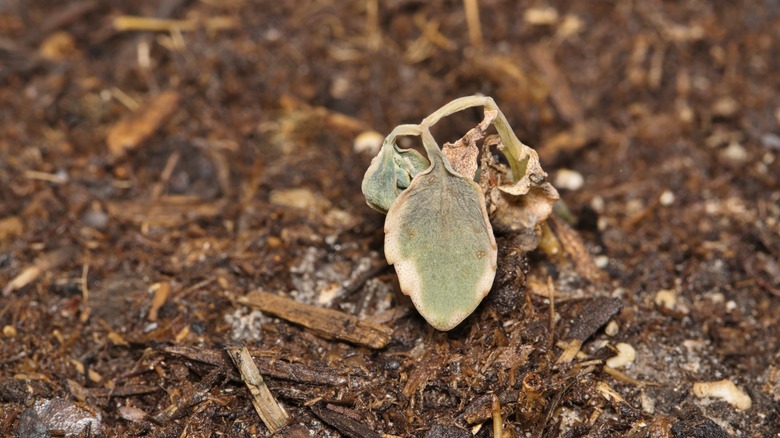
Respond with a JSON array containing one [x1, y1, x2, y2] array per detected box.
[[1, 0, 779, 437]]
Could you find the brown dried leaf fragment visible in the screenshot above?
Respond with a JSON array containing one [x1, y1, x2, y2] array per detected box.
[[106, 90, 180, 159], [3, 247, 75, 296], [549, 215, 604, 283], [442, 109, 496, 180]]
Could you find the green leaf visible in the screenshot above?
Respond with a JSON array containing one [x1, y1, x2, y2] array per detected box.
[[394, 146, 429, 189], [362, 134, 429, 212], [361, 139, 400, 213], [384, 130, 497, 331]]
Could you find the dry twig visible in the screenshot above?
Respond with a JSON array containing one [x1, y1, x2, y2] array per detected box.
[[238, 291, 392, 349], [227, 346, 289, 434]]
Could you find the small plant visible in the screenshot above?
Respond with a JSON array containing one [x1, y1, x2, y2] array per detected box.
[[362, 96, 558, 330]]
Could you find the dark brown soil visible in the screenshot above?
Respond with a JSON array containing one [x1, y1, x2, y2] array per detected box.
[[1, 1, 778, 436]]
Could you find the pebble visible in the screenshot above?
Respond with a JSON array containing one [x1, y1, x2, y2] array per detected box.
[[721, 141, 749, 163], [761, 133, 780, 151], [604, 320, 619, 336], [353, 131, 384, 155], [590, 195, 605, 213], [659, 190, 675, 206], [654, 289, 677, 310], [554, 169, 584, 191], [594, 255, 610, 269], [3, 325, 16, 337]]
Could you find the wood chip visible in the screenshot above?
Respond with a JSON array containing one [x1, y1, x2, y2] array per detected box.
[[492, 394, 503, 438], [559, 297, 623, 342], [539, 122, 598, 164], [106, 90, 180, 158], [460, 391, 518, 425], [3, 247, 75, 296], [550, 215, 604, 283], [161, 345, 356, 386], [238, 291, 392, 349], [0, 216, 24, 243], [556, 339, 584, 364], [310, 404, 381, 438], [279, 95, 371, 133], [528, 44, 582, 122], [107, 331, 130, 347], [112, 15, 237, 33], [118, 405, 150, 423], [148, 282, 170, 321], [226, 346, 290, 434], [596, 381, 626, 403], [107, 198, 226, 227]]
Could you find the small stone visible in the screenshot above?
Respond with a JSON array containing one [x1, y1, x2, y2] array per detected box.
[[760, 364, 780, 402], [604, 320, 619, 336], [721, 141, 749, 163], [39, 31, 77, 60], [659, 190, 675, 206], [712, 96, 739, 118], [590, 195, 605, 213], [760, 133, 780, 151], [82, 209, 109, 229], [640, 391, 655, 414], [353, 131, 384, 155], [3, 325, 16, 337], [594, 255, 609, 269], [554, 169, 584, 191], [654, 289, 676, 310], [329, 74, 351, 99]]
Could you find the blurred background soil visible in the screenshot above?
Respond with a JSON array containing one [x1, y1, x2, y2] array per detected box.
[[1, 0, 779, 436]]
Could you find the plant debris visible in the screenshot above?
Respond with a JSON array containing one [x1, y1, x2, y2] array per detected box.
[[1, 0, 778, 436]]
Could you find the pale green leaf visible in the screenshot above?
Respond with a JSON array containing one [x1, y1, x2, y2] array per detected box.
[[394, 146, 429, 188], [384, 131, 497, 331], [362, 136, 430, 212], [361, 139, 400, 213]]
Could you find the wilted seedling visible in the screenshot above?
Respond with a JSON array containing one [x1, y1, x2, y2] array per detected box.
[[362, 96, 558, 330]]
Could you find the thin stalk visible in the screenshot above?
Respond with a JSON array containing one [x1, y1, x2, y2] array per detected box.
[[420, 96, 491, 128]]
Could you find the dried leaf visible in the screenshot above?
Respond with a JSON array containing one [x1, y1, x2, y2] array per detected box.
[[442, 141, 479, 180], [106, 90, 180, 159], [384, 130, 497, 330], [442, 109, 495, 180], [481, 137, 560, 251]]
